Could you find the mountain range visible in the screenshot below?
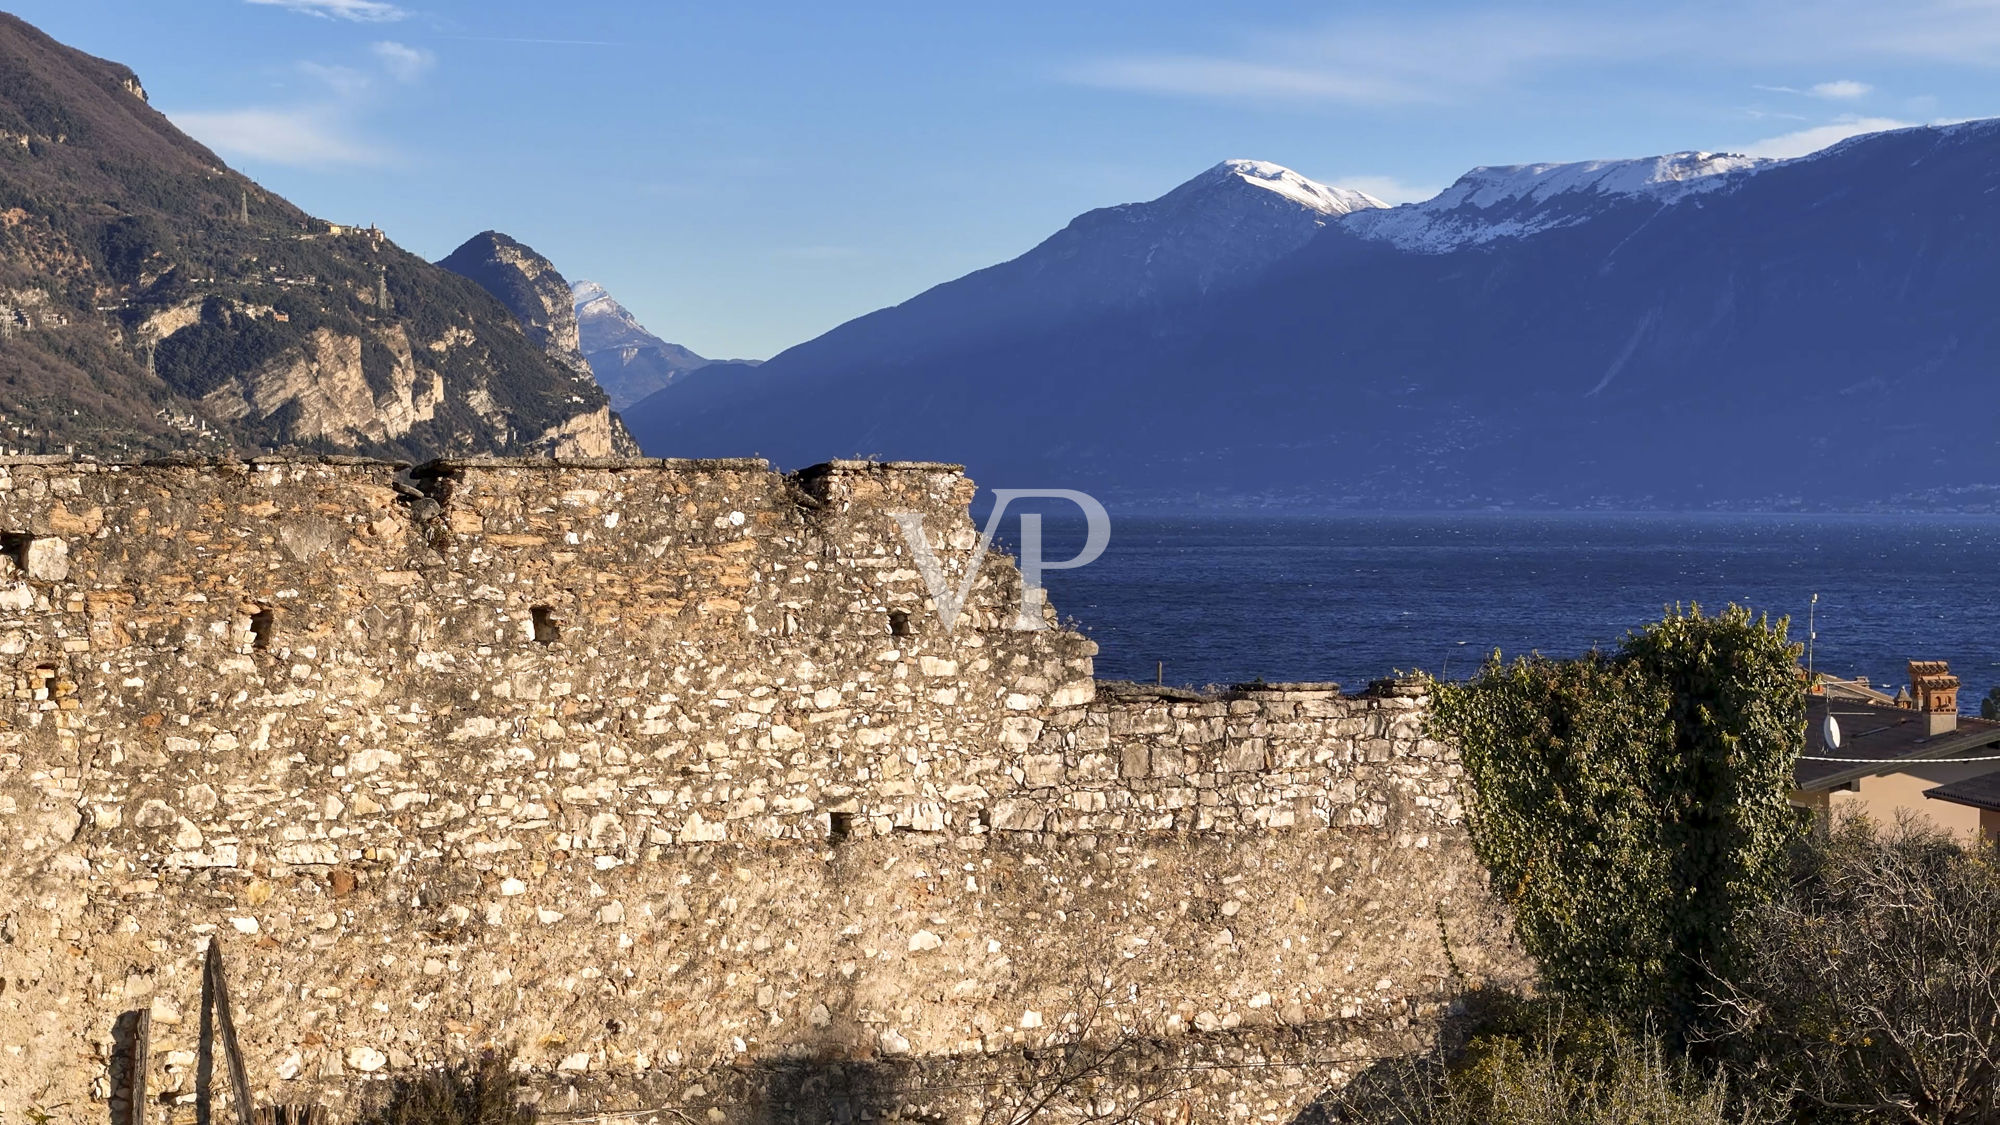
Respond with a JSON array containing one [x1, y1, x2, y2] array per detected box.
[[570, 279, 725, 409], [0, 14, 631, 461], [625, 129, 2000, 511]]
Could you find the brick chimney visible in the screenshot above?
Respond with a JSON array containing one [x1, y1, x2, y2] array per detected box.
[[1909, 660, 1960, 735]]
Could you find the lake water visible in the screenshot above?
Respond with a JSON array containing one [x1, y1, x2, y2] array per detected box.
[[1024, 514, 2000, 699]]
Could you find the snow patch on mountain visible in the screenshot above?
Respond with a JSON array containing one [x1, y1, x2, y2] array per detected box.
[[1209, 159, 1388, 216], [570, 279, 717, 409], [1346, 150, 1769, 253]]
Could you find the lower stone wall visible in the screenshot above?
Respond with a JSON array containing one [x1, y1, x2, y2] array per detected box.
[[1, 816, 1523, 1121], [520, 1020, 1439, 1124]]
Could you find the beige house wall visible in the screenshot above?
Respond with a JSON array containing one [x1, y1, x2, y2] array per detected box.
[[1824, 759, 1996, 838]]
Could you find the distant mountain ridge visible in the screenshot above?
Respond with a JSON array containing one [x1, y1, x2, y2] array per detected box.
[[0, 13, 632, 460], [627, 123, 2000, 511], [1345, 150, 1767, 252], [645, 158, 1386, 416], [569, 280, 718, 409]]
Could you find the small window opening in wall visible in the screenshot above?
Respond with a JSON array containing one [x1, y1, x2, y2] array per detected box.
[[248, 607, 275, 650], [887, 609, 912, 637], [530, 605, 559, 645], [829, 811, 854, 842], [0, 533, 27, 575]]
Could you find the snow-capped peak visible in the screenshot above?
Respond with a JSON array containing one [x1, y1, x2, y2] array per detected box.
[[1206, 159, 1388, 216], [1344, 150, 1769, 253], [1432, 151, 1766, 210], [571, 279, 615, 311], [572, 279, 661, 355]]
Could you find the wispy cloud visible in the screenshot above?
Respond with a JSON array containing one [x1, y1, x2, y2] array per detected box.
[[1064, 3, 2000, 108], [1758, 79, 1875, 99], [297, 61, 373, 97], [370, 41, 435, 82], [438, 35, 624, 47], [171, 107, 389, 167], [1740, 115, 1914, 159], [1064, 10, 1638, 106], [171, 39, 435, 168], [1065, 57, 1432, 105], [1740, 106, 1811, 121], [245, 0, 408, 23], [1334, 175, 1442, 205]]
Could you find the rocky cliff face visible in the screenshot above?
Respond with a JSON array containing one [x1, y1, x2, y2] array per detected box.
[[438, 231, 594, 379], [0, 13, 631, 460]]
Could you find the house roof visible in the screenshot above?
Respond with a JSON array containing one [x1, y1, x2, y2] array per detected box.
[[1794, 696, 2000, 789], [1925, 771, 2000, 813]]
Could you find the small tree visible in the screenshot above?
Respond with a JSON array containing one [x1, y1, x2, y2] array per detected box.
[[1428, 605, 1804, 1033]]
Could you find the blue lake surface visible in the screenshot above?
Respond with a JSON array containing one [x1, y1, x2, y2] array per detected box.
[[1021, 514, 2000, 696]]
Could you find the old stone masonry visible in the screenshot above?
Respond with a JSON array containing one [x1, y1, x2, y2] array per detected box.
[[0, 455, 1523, 1122]]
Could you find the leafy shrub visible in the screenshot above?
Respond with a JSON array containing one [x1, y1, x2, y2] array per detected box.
[[1427, 606, 1804, 1033], [1318, 995, 1763, 1125], [359, 1050, 535, 1125]]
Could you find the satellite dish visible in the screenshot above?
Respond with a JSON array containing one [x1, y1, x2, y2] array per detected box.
[[1823, 713, 1843, 751]]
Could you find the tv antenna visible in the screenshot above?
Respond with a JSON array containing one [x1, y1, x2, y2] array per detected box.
[[1807, 592, 1818, 682]]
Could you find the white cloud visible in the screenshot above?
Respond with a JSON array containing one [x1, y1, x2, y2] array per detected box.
[[1062, 3, 2000, 109], [246, 0, 407, 22], [177, 39, 435, 169], [1333, 176, 1443, 205], [370, 41, 435, 82], [1065, 56, 1432, 105], [171, 106, 389, 167], [297, 61, 373, 97], [1740, 116, 1914, 159]]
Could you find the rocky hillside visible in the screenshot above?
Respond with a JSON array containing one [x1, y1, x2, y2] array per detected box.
[[570, 279, 716, 408], [0, 13, 632, 460], [437, 231, 594, 378]]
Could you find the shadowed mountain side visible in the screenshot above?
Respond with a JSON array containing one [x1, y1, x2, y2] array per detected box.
[[628, 123, 2000, 510]]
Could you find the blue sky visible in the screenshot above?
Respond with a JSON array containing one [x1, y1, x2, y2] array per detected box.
[[19, 1, 1999, 358]]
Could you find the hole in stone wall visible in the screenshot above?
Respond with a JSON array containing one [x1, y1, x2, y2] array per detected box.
[[887, 610, 912, 637], [248, 607, 275, 650], [0, 533, 26, 576], [530, 605, 559, 645], [829, 811, 854, 842]]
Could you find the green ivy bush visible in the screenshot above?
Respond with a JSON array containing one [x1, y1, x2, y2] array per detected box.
[[1428, 605, 1805, 1034]]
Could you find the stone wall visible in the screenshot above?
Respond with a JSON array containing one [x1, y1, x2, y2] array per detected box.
[[0, 456, 1524, 1122]]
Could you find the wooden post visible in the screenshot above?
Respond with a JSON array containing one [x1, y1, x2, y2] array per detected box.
[[131, 1007, 151, 1125], [204, 940, 257, 1125]]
